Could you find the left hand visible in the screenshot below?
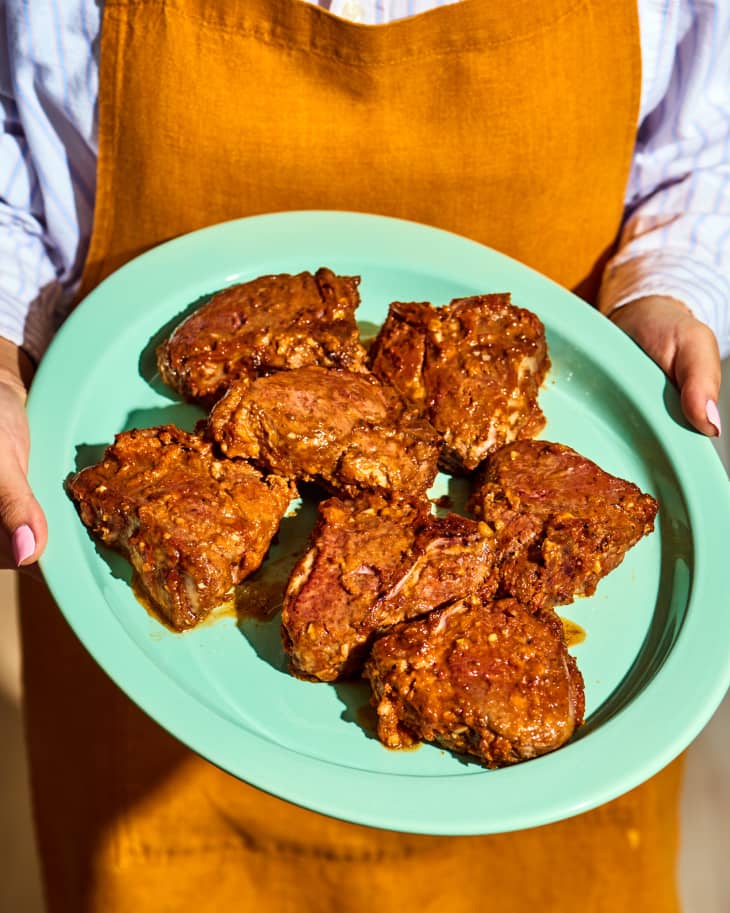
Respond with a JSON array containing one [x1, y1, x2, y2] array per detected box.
[[0, 338, 45, 576], [607, 295, 722, 437]]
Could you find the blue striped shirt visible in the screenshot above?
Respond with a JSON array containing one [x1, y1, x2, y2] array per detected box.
[[1, 0, 729, 361]]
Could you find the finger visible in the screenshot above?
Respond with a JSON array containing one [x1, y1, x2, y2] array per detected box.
[[0, 452, 48, 568], [672, 322, 722, 437], [608, 297, 722, 437], [0, 527, 44, 578]]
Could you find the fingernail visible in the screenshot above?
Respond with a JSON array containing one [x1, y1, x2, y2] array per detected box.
[[11, 524, 36, 566], [706, 399, 722, 437]]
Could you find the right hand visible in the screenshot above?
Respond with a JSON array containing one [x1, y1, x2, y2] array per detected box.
[[0, 338, 47, 572], [606, 295, 722, 437]]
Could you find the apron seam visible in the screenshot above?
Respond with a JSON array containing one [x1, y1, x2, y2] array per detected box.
[[75, 5, 127, 303], [108, 0, 589, 67], [598, 0, 643, 280], [124, 838, 428, 862]]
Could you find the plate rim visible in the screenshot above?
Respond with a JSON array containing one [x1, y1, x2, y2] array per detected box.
[[28, 209, 730, 835]]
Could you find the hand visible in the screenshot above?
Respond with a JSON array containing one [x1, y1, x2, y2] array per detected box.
[[0, 338, 47, 573], [607, 295, 722, 437]]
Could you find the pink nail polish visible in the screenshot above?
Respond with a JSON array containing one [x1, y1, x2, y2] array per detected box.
[[706, 399, 722, 437], [11, 524, 36, 566]]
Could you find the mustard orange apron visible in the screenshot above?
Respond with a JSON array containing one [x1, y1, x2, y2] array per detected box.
[[21, 2, 684, 911]]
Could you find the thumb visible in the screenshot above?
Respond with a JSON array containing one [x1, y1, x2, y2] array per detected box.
[[0, 381, 48, 570], [0, 452, 48, 570], [608, 296, 722, 437], [672, 320, 722, 437]]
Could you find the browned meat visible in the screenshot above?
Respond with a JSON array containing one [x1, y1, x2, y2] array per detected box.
[[365, 596, 585, 767], [157, 268, 368, 406], [364, 595, 585, 767], [67, 426, 294, 630], [206, 365, 441, 498], [369, 294, 550, 474], [467, 440, 658, 610], [281, 494, 497, 681]]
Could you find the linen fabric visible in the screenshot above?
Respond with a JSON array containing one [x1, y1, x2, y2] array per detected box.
[[21, 2, 682, 911], [3, 1, 730, 361]]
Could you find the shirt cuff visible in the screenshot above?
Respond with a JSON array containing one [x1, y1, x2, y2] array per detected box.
[[0, 281, 64, 364], [598, 250, 730, 359]]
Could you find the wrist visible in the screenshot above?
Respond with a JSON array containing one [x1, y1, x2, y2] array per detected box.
[[608, 295, 695, 321], [0, 337, 34, 402]]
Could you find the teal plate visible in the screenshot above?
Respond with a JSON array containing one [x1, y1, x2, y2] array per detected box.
[[28, 211, 730, 835]]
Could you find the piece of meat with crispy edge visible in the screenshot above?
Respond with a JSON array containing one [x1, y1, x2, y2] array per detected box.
[[157, 267, 368, 407], [281, 494, 497, 681], [206, 365, 441, 498], [369, 294, 550, 474], [66, 425, 295, 631], [364, 595, 585, 768], [467, 439, 658, 611]]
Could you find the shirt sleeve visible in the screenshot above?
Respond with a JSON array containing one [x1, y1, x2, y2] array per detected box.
[[598, 0, 730, 358], [0, 2, 98, 364], [0, 71, 64, 363]]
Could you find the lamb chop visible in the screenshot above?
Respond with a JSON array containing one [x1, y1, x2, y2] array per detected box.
[[157, 267, 368, 406], [67, 425, 294, 630], [467, 439, 658, 611], [206, 365, 441, 498], [281, 494, 497, 681], [368, 294, 550, 474], [364, 594, 585, 768]]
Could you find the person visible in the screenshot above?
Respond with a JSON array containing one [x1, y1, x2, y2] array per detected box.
[[0, 1, 728, 911]]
